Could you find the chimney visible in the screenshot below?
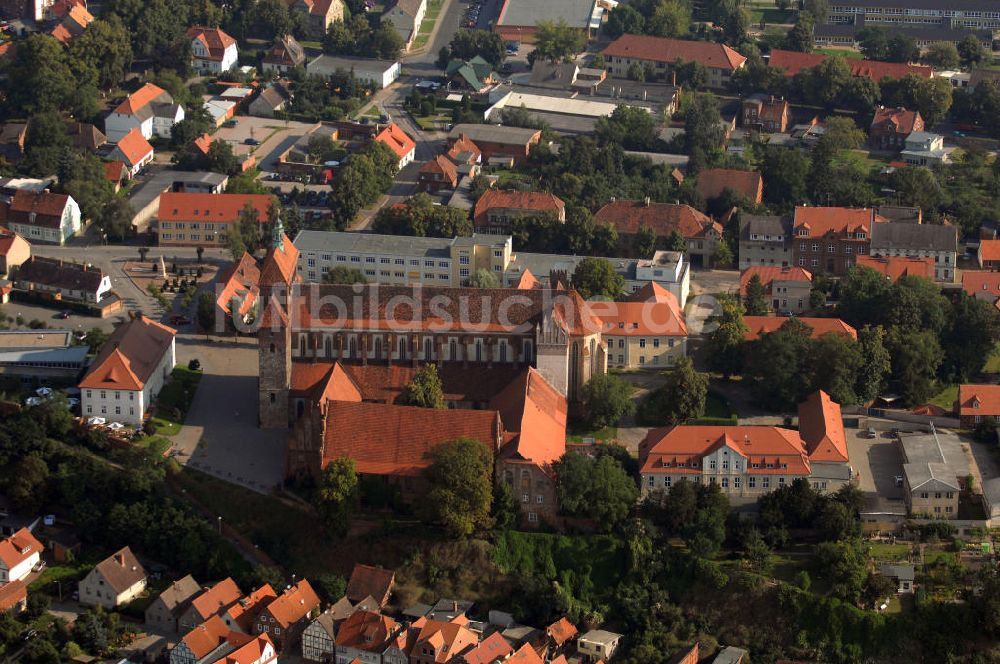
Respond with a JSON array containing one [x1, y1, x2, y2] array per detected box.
[[671, 70, 676, 87]]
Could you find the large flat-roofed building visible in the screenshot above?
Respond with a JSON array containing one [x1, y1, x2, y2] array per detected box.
[[814, 20, 993, 49], [898, 429, 968, 519], [0, 330, 88, 385], [826, 0, 1000, 31], [306, 55, 401, 89], [494, 0, 613, 40]]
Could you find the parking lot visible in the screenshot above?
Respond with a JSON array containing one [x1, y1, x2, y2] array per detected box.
[[209, 116, 319, 172], [846, 427, 907, 513]]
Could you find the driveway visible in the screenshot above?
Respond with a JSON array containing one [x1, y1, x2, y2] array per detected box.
[[170, 336, 286, 494], [845, 428, 908, 515], [210, 117, 319, 171]]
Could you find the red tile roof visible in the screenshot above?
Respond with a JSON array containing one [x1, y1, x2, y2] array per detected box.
[[602, 34, 746, 71], [447, 134, 481, 163], [0, 226, 26, 258], [114, 83, 169, 115], [959, 384, 1000, 417], [641, 425, 811, 475], [695, 168, 763, 205], [546, 618, 577, 647], [189, 578, 243, 622], [322, 401, 501, 476], [594, 200, 715, 238], [513, 269, 541, 289], [0, 528, 41, 570], [554, 290, 604, 336], [193, 133, 214, 155], [462, 631, 513, 664], [980, 239, 1000, 262], [182, 615, 230, 659], [79, 314, 176, 391], [261, 579, 319, 629], [216, 633, 276, 664], [871, 107, 922, 135], [792, 206, 879, 238], [336, 610, 399, 651], [0, 580, 25, 613], [375, 123, 416, 160], [768, 49, 932, 80], [589, 291, 687, 337], [159, 193, 274, 225], [797, 390, 848, 463], [740, 266, 812, 297], [216, 252, 260, 319], [114, 127, 154, 168], [490, 367, 567, 467], [6, 190, 72, 228], [742, 316, 857, 341], [420, 155, 458, 186], [413, 619, 479, 664], [474, 189, 565, 223], [855, 255, 934, 281], [507, 643, 545, 664], [962, 271, 1000, 304], [49, 23, 74, 44], [346, 564, 395, 606], [187, 26, 237, 61], [259, 233, 299, 288], [104, 160, 126, 183], [227, 584, 277, 632]]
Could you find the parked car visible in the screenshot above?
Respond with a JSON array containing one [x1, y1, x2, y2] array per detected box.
[[244, 137, 260, 145], [169, 315, 192, 325], [56, 310, 71, 319], [224, 119, 238, 128], [866, 426, 877, 438]]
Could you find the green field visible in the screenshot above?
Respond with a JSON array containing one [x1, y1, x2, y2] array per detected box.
[[816, 48, 865, 59], [928, 384, 959, 411], [984, 341, 1000, 373], [748, 7, 795, 24], [151, 366, 202, 435], [567, 425, 618, 443]]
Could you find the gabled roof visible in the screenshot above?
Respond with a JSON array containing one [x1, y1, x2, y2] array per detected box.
[[695, 168, 763, 205], [602, 34, 746, 71], [15, 256, 105, 292], [2, 190, 72, 228], [872, 107, 922, 135], [335, 610, 399, 651], [154, 575, 201, 614], [742, 316, 857, 341], [113, 83, 171, 116], [980, 239, 1000, 262], [462, 631, 513, 664], [590, 289, 687, 337], [263, 579, 320, 629], [79, 314, 176, 391], [375, 123, 416, 160], [962, 271, 1000, 305], [420, 155, 458, 185], [855, 255, 934, 282], [447, 134, 481, 163], [49, 23, 74, 44], [768, 49, 932, 80], [959, 384, 1000, 417], [158, 193, 274, 225], [594, 199, 714, 238], [193, 133, 214, 155], [113, 128, 154, 168], [507, 643, 545, 664], [182, 615, 230, 659], [92, 547, 146, 594], [346, 564, 395, 606], [104, 160, 126, 183], [490, 368, 567, 467], [216, 252, 260, 319], [797, 390, 848, 463], [792, 206, 878, 237], [546, 617, 577, 647], [413, 619, 479, 664], [0, 226, 27, 258], [740, 266, 812, 296], [214, 633, 275, 664], [474, 189, 565, 221], [190, 578, 243, 622], [0, 580, 25, 612], [264, 35, 306, 66], [513, 269, 541, 289], [0, 528, 42, 570], [259, 233, 299, 288], [226, 584, 277, 632], [187, 26, 237, 61], [640, 425, 810, 475]]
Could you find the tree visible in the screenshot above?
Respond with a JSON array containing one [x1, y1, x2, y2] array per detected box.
[[531, 19, 587, 63], [420, 438, 493, 537], [812, 539, 868, 603], [861, 570, 898, 609], [838, 265, 893, 329], [552, 451, 592, 515], [7, 34, 76, 115], [492, 480, 520, 530], [403, 364, 445, 409], [958, 34, 988, 68], [606, 4, 645, 37], [785, 11, 814, 52], [806, 332, 863, 405], [196, 291, 216, 332], [316, 457, 358, 535], [704, 295, 748, 378], [68, 15, 133, 90], [887, 328, 944, 405], [804, 0, 829, 22], [314, 573, 348, 604], [683, 93, 725, 165], [648, 1, 691, 38], [856, 325, 892, 403], [913, 76, 954, 126], [373, 193, 473, 238], [743, 274, 769, 315], [942, 291, 1000, 382], [634, 225, 657, 258], [820, 116, 865, 151], [322, 266, 368, 284], [886, 34, 919, 63], [572, 257, 625, 299], [596, 105, 659, 151], [465, 269, 500, 288], [554, 451, 637, 530], [580, 374, 635, 430], [446, 29, 506, 68], [741, 528, 773, 573], [665, 230, 687, 252], [888, 166, 943, 213], [923, 41, 960, 70], [205, 140, 239, 175], [744, 318, 814, 409], [639, 357, 708, 425], [9, 454, 48, 511], [760, 146, 809, 211]]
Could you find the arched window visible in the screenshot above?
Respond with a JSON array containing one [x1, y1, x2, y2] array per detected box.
[[569, 341, 580, 394], [399, 337, 407, 359]]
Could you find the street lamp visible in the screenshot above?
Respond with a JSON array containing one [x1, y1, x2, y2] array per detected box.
[[217, 515, 222, 536]]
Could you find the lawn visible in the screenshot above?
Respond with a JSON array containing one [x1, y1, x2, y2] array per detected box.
[[695, 390, 738, 425], [833, 149, 888, 174], [150, 366, 203, 436], [748, 7, 794, 24], [567, 426, 618, 443], [411, 112, 452, 131], [411, 0, 443, 49], [984, 341, 1000, 373], [138, 436, 172, 457], [30, 553, 104, 597], [928, 384, 959, 411], [816, 48, 864, 59]]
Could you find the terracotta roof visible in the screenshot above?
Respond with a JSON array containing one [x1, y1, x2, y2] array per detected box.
[[67, 122, 106, 150], [113, 127, 154, 168], [262, 579, 320, 629], [447, 134, 481, 163], [641, 425, 811, 475], [739, 266, 812, 297], [792, 206, 878, 238], [227, 584, 277, 632], [79, 314, 176, 391], [193, 133, 214, 155], [513, 269, 541, 289], [695, 168, 763, 205], [420, 155, 458, 186], [5, 190, 72, 228], [554, 290, 603, 336], [49, 0, 85, 18], [594, 200, 714, 238], [215, 633, 275, 664], [113, 83, 170, 116], [188, 578, 243, 622], [104, 160, 126, 183], [768, 49, 932, 80], [0, 580, 25, 612], [413, 619, 479, 664], [590, 291, 687, 337], [912, 403, 947, 417], [264, 35, 305, 66], [855, 255, 934, 281], [742, 316, 857, 341], [602, 34, 746, 71], [507, 643, 545, 664], [65, 3, 93, 29], [182, 615, 230, 659], [322, 401, 501, 476], [490, 368, 567, 467], [159, 192, 274, 225], [187, 26, 237, 61], [15, 256, 105, 292], [154, 575, 201, 614], [872, 107, 922, 135], [50, 23, 74, 44], [962, 271, 1000, 305], [959, 384, 1000, 417], [346, 564, 395, 606], [0, 226, 26, 257], [462, 631, 513, 664], [375, 123, 416, 160], [217, 253, 260, 319], [981, 240, 1000, 262], [797, 390, 848, 463], [0, 528, 41, 570], [92, 547, 146, 595], [546, 618, 578, 647], [626, 281, 674, 303], [474, 189, 565, 223], [336, 610, 399, 651], [259, 233, 299, 288]]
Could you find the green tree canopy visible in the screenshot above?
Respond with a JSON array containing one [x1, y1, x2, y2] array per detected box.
[[420, 438, 494, 537], [580, 374, 635, 430], [316, 457, 359, 535], [704, 295, 748, 378], [323, 266, 368, 284], [743, 274, 769, 315], [572, 257, 625, 299], [403, 364, 446, 409], [638, 356, 708, 425], [554, 451, 637, 530]]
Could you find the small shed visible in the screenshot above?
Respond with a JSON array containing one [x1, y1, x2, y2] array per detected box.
[[878, 563, 916, 594]]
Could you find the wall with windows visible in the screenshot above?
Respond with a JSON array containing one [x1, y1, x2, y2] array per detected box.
[[604, 334, 686, 369], [158, 220, 232, 247], [81, 339, 176, 426]]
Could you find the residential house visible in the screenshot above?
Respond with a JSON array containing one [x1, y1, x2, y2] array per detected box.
[[962, 271, 1000, 308], [109, 127, 155, 178], [593, 199, 722, 266], [446, 56, 498, 92], [959, 384, 1000, 428], [695, 168, 763, 206], [146, 575, 201, 633], [104, 161, 127, 191], [67, 121, 106, 152], [220, 633, 278, 664], [0, 528, 41, 583], [302, 612, 337, 662], [225, 584, 279, 633], [855, 255, 935, 282], [374, 123, 416, 169], [474, 190, 566, 235], [0, 580, 26, 615], [529, 61, 608, 94], [409, 619, 479, 664], [879, 564, 915, 594], [346, 564, 395, 608], [601, 34, 746, 88], [171, 615, 231, 664], [768, 49, 932, 81], [383, 0, 427, 50], [216, 252, 261, 329], [418, 155, 460, 192], [0, 123, 27, 164], [253, 579, 320, 651], [0, 226, 29, 276], [307, 55, 401, 89], [263, 36, 306, 74], [739, 214, 792, 270], [577, 630, 622, 662], [742, 315, 857, 341], [334, 609, 401, 664], [13, 256, 111, 304], [869, 107, 925, 150], [594, 282, 687, 369], [79, 312, 177, 426], [740, 266, 812, 314], [157, 192, 275, 248], [741, 94, 790, 133], [898, 430, 967, 519], [250, 81, 293, 118], [791, 206, 878, 276], [104, 82, 185, 142], [0, 189, 81, 245], [639, 391, 851, 501], [545, 618, 577, 654], [447, 125, 541, 165], [179, 579, 244, 634], [900, 131, 954, 166], [459, 632, 512, 664], [979, 240, 1000, 270], [187, 26, 239, 74], [49, 2, 93, 43], [78, 546, 147, 608], [870, 220, 957, 282], [288, 0, 346, 37]]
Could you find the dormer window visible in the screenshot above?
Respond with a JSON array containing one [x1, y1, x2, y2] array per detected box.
[[856, 232, 866, 239], [973, 398, 981, 408]]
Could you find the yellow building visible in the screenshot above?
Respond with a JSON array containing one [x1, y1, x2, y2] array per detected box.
[[592, 282, 687, 370]]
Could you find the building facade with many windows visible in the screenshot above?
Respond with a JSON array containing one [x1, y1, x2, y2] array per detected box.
[[791, 206, 880, 276], [827, 0, 1000, 30]]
